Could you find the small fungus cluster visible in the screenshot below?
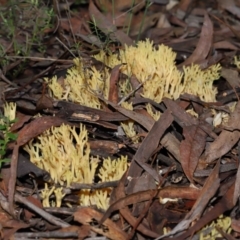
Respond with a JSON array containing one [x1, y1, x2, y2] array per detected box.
[[47, 39, 221, 108], [95, 39, 221, 103], [24, 123, 127, 209], [1, 102, 16, 123], [234, 56, 240, 69], [198, 215, 232, 239], [120, 101, 139, 143], [163, 215, 232, 239], [46, 58, 110, 109]]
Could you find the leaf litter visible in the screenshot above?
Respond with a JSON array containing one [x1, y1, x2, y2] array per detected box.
[[1, 0, 240, 239]]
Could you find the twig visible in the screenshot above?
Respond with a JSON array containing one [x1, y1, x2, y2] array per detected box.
[[6, 56, 73, 63], [0, 191, 18, 216], [118, 82, 143, 105], [118, 75, 152, 105], [55, 37, 76, 58], [70, 180, 119, 190], [15, 193, 70, 228], [14, 231, 78, 239], [0, 69, 18, 87]]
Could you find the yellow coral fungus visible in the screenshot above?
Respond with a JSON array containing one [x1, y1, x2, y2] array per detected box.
[[186, 109, 198, 119], [24, 123, 97, 186], [3, 102, 16, 122], [47, 76, 64, 99], [47, 39, 220, 107], [234, 55, 240, 69], [24, 121, 128, 209], [46, 58, 110, 109], [146, 103, 161, 121], [163, 215, 232, 239], [54, 187, 66, 207], [119, 78, 133, 96], [198, 215, 232, 239], [99, 156, 128, 181], [41, 183, 55, 207], [95, 39, 221, 102], [93, 156, 128, 209], [120, 102, 139, 143], [121, 120, 139, 143], [211, 102, 237, 127], [121, 101, 133, 110], [183, 64, 221, 102]]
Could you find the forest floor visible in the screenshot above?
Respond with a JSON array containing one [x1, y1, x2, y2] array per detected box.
[[1, 0, 240, 239]]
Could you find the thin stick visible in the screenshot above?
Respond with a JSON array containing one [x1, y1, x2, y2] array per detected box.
[[15, 193, 70, 228]]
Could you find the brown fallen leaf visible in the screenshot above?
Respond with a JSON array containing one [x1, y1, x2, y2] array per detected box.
[[181, 12, 213, 66], [36, 94, 53, 111], [108, 173, 159, 238], [164, 98, 217, 139], [88, 0, 133, 46], [59, 225, 90, 240], [10, 112, 31, 132], [180, 124, 207, 183], [24, 195, 43, 220], [147, 200, 186, 235], [126, 109, 173, 182], [201, 101, 240, 164], [0, 209, 29, 228], [100, 187, 200, 226], [2, 218, 29, 240], [130, 12, 159, 37], [95, 0, 145, 13], [233, 145, 240, 204], [167, 177, 235, 240], [213, 40, 238, 50], [231, 218, 240, 233], [17, 116, 67, 147], [221, 67, 240, 88], [164, 98, 197, 126], [178, 0, 192, 12], [8, 143, 19, 216], [60, 16, 84, 34], [108, 64, 122, 103], [158, 161, 221, 239], [100, 98, 155, 130], [218, 0, 240, 19], [74, 207, 128, 240]]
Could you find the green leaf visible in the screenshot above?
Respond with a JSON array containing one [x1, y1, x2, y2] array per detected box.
[[0, 158, 10, 169], [0, 125, 7, 130], [7, 132, 17, 140], [9, 118, 17, 124], [0, 158, 10, 163], [0, 149, 6, 155]]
